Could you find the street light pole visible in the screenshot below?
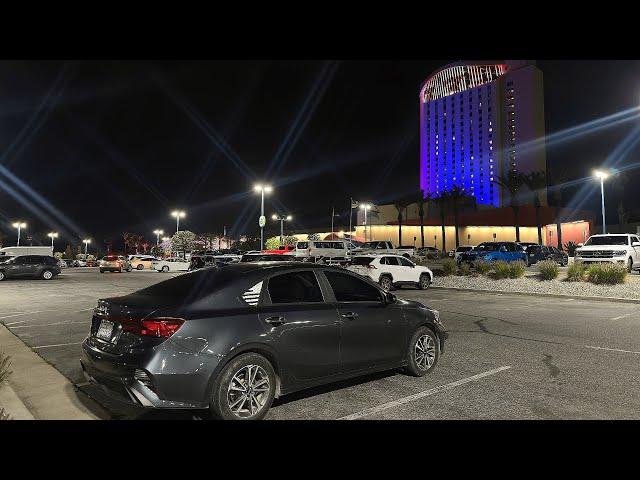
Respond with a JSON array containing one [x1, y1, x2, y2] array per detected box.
[[254, 184, 273, 251], [171, 211, 185, 234], [12, 222, 26, 246], [48, 232, 58, 250], [331, 207, 340, 238], [272, 214, 292, 245], [83, 239, 91, 257], [153, 229, 164, 246], [359, 204, 370, 242], [594, 170, 610, 234]]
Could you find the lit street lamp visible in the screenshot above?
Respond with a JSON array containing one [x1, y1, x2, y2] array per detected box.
[[47, 232, 58, 250], [254, 184, 273, 251], [12, 222, 26, 246], [83, 238, 91, 257], [331, 207, 340, 238], [360, 204, 371, 242], [594, 169, 610, 234], [153, 229, 164, 246], [171, 210, 186, 233], [272, 214, 292, 245]]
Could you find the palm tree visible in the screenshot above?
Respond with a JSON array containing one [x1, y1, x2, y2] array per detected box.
[[547, 167, 572, 249], [415, 190, 430, 248], [523, 171, 547, 245], [394, 197, 411, 246], [448, 185, 474, 248], [495, 170, 527, 242], [615, 171, 630, 232], [433, 192, 449, 254]]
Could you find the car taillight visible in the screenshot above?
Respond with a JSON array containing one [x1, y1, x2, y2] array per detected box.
[[121, 317, 185, 338]]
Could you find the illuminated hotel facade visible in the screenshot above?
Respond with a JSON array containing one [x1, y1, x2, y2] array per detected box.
[[419, 60, 546, 208]]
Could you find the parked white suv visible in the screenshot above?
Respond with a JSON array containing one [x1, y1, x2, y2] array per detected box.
[[346, 254, 433, 291], [575, 234, 640, 272], [294, 240, 348, 263], [353, 240, 414, 258]]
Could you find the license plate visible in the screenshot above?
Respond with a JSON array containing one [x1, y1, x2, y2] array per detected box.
[[96, 319, 115, 342]]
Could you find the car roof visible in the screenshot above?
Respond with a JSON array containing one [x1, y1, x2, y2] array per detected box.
[[591, 233, 628, 236]]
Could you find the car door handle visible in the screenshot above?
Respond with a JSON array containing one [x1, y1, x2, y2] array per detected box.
[[264, 316, 286, 326], [341, 312, 359, 320]]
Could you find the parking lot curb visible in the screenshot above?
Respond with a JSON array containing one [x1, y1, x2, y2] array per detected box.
[[0, 324, 101, 420], [430, 286, 640, 304], [0, 382, 35, 420]]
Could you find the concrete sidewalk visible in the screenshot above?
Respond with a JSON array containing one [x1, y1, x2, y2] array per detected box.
[[0, 324, 105, 420]]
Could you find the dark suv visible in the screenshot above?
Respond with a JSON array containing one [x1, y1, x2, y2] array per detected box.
[[0, 255, 61, 281]]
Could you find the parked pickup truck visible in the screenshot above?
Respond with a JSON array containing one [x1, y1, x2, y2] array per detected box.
[[352, 240, 415, 258], [575, 233, 640, 272]]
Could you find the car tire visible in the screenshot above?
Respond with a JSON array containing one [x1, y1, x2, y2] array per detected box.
[[136, 264, 144, 270], [41, 270, 54, 280], [210, 352, 276, 421], [628, 257, 633, 273], [126, 266, 132, 272], [99, 269, 105, 273], [405, 326, 439, 377], [0, 271, 5, 281], [379, 275, 393, 291], [418, 273, 431, 290], [118, 267, 122, 273], [162, 266, 169, 272]]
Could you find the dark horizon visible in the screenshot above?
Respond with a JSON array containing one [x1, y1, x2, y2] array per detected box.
[[1, 60, 639, 252]]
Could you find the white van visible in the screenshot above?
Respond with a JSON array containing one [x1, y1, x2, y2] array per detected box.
[[0, 246, 53, 257], [294, 240, 348, 263]]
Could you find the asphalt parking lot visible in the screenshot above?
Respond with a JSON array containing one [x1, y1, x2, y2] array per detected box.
[[2, 267, 640, 420]]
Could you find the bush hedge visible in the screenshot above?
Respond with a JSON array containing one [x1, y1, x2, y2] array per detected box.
[[492, 260, 511, 279], [537, 260, 559, 280], [442, 259, 457, 276], [508, 260, 526, 279], [586, 263, 627, 285], [566, 262, 586, 282], [458, 262, 472, 276], [473, 259, 492, 275]]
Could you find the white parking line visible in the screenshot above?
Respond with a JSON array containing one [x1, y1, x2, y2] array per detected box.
[[10, 320, 89, 329], [0, 311, 46, 320], [610, 313, 634, 321], [32, 342, 83, 349], [338, 366, 512, 420], [584, 345, 640, 355]]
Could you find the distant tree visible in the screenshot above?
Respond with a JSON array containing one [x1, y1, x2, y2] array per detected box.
[[523, 171, 547, 245], [448, 185, 475, 248], [615, 172, 630, 232], [495, 170, 527, 242], [151, 245, 164, 258], [171, 231, 196, 257], [64, 244, 74, 259], [433, 192, 450, 253], [265, 237, 280, 250], [414, 190, 430, 248], [197, 233, 219, 250], [394, 196, 411, 246]]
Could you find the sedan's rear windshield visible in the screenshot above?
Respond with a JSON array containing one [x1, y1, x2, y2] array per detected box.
[[135, 269, 235, 299], [584, 236, 629, 246], [104, 256, 119, 261], [351, 257, 374, 265]]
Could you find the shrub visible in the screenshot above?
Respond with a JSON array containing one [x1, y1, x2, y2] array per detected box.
[[458, 262, 472, 276], [492, 260, 511, 279], [586, 263, 627, 285], [537, 260, 559, 280], [442, 259, 457, 276], [508, 260, 526, 279], [473, 259, 492, 275], [0, 353, 11, 387], [564, 241, 579, 257], [566, 262, 586, 282]]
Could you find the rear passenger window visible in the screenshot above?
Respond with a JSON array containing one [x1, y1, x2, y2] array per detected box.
[[268, 271, 324, 304], [324, 271, 382, 303], [384, 256, 400, 266]]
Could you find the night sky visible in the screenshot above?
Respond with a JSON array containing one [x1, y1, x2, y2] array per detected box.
[[1, 60, 639, 251]]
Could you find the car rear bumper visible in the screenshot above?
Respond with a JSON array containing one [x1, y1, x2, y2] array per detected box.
[[80, 338, 209, 409]]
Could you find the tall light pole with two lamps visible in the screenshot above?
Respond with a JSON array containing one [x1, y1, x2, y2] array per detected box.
[[594, 169, 610, 234], [153, 229, 164, 246], [83, 239, 91, 257], [171, 210, 186, 234], [272, 214, 292, 245], [12, 221, 26, 246], [47, 232, 58, 250], [254, 184, 273, 251]]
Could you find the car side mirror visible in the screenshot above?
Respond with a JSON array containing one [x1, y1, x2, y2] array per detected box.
[[385, 292, 397, 305]]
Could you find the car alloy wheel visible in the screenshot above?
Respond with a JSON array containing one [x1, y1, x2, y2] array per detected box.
[[42, 270, 53, 280], [0, 271, 4, 281], [137, 264, 144, 270], [628, 258, 633, 273], [379, 276, 392, 291], [227, 365, 271, 419], [162, 266, 169, 272], [419, 274, 431, 290], [415, 334, 436, 371]]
